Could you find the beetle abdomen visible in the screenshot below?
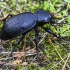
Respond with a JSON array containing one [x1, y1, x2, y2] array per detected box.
[[1, 12, 36, 40]]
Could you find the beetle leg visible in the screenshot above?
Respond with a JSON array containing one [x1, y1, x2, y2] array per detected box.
[[42, 27, 61, 39], [34, 27, 39, 53], [42, 27, 68, 44], [9, 35, 25, 57], [9, 14, 14, 17], [0, 14, 14, 21], [34, 27, 42, 62]]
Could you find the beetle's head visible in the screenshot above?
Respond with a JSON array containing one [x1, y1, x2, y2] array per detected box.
[[49, 14, 62, 26], [48, 13, 55, 24], [35, 9, 61, 26], [35, 10, 56, 25]]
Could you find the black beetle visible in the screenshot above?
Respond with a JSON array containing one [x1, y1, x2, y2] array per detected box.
[[0, 10, 60, 57]]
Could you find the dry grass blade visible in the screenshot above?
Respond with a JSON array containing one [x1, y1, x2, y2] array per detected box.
[[49, 56, 67, 70], [49, 39, 70, 68], [38, 32, 48, 45], [62, 53, 70, 70]]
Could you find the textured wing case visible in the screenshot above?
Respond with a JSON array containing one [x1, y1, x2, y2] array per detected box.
[[1, 12, 36, 40]]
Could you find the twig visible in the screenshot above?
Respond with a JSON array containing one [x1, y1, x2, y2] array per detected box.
[[0, 52, 35, 56], [31, 55, 37, 63], [38, 32, 48, 45], [56, 17, 67, 24], [62, 53, 70, 70], [49, 56, 67, 70], [0, 62, 28, 67], [49, 39, 70, 68], [27, 35, 36, 47], [49, 39, 65, 60], [0, 51, 43, 60]]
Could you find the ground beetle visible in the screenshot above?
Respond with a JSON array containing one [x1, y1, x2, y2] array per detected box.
[[0, 10, 61, 57]]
